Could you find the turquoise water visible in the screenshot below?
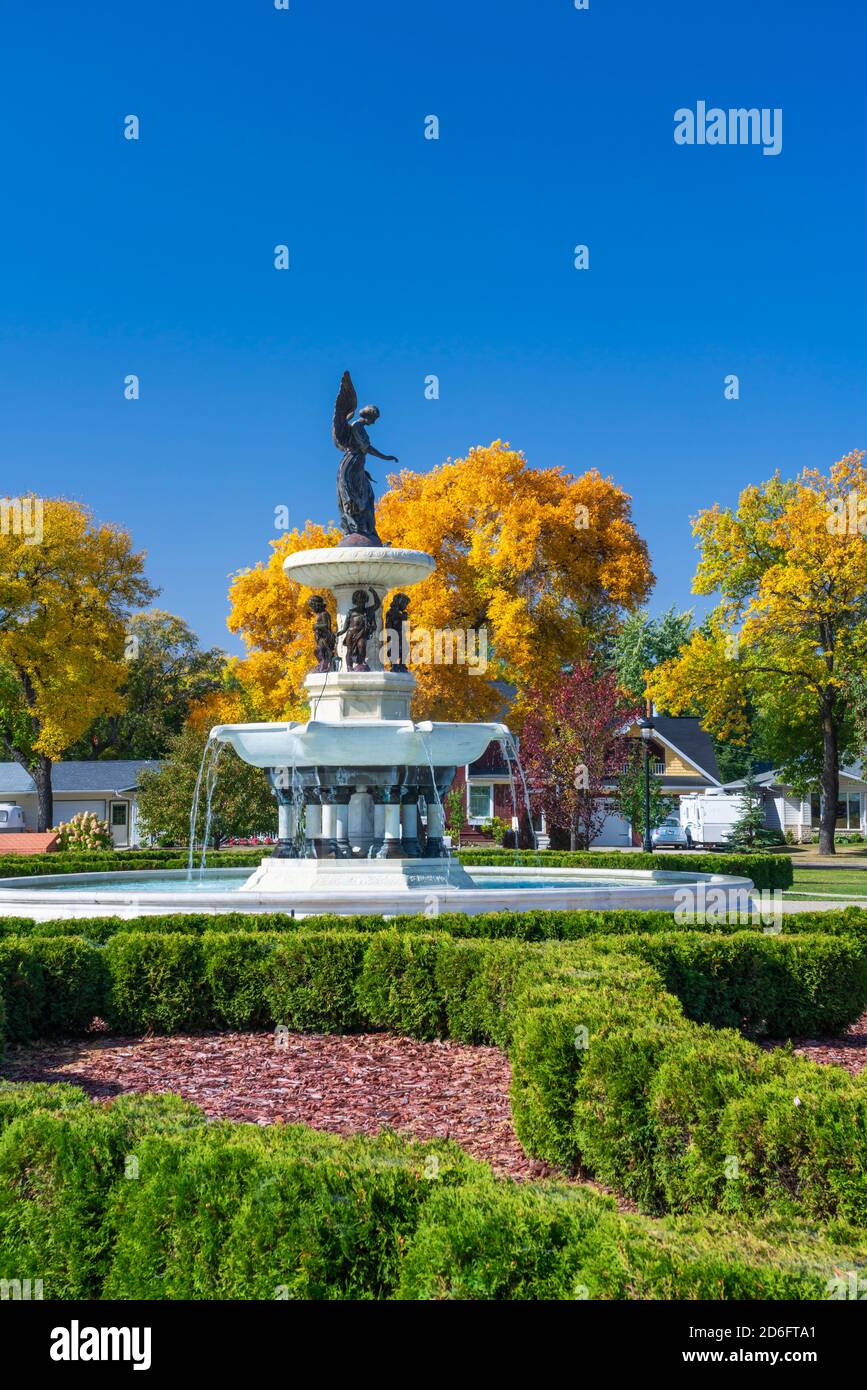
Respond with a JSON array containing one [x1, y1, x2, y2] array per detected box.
[[18, 871, 640, 895]]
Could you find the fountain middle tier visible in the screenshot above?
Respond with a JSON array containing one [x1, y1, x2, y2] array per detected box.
[[211, 719, 510, 769]]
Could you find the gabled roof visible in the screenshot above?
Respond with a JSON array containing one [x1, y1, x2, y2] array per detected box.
[[725, 764, 867, 792], [0, 760, 162, 796], [644, 716, 722, 785]]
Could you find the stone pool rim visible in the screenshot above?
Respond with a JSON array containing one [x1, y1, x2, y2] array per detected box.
[[0, 865, 756, 920]]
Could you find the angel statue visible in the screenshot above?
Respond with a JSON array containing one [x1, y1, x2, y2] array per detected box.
[[332, 370, 398, 545], [307, 595, 337, 673], [337, 588, 381, 672]]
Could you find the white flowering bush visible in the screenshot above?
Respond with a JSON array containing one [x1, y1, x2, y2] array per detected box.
[[54, 810, 114, 852]]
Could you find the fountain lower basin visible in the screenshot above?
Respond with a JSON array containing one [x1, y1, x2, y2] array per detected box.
[[0, 865, 757, 920]]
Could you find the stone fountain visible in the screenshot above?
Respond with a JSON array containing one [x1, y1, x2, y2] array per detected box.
[[211, 371, 508, 893]]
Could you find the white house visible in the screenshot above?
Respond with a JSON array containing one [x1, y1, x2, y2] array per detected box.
[[0, 760, 161, 847], [722, 764, 867, 843]]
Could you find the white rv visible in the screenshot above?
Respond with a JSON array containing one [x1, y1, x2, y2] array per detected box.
[[0, 803, 26, 832], [679, 790, 746, 848]]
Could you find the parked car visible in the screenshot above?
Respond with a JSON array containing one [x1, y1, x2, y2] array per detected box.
[[651, 815, 694, 849]]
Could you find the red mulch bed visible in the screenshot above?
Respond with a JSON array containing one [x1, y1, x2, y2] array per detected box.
[[765, 1009, 867, 1076], [0, 1031, 556, 1180]]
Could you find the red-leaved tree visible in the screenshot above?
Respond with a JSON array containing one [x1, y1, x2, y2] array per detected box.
[[520, 665, 638, 849]]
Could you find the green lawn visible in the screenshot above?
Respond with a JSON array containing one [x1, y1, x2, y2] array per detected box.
[[785, 866, 867, 901]]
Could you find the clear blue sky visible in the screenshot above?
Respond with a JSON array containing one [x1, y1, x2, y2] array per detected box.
[[2, 0, 865, 651]]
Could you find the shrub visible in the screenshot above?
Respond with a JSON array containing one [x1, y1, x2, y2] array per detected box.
[[17, 937, 110, 1034], [53, 812, 114, 852], [649, 1027, 783, 1213], [397, 1183, 863, 1301], [455, 848, 794, 891], [104, 933, 210, 1033], [0, 1091, 203, 1298], [719, 1062, 867, 1223], [355, 932, 446, 1039], [0, 939, 45, 1043], [201, 932, 280, 1029], [264, 932, 368, 1033], [621, 931, 867, 1036]]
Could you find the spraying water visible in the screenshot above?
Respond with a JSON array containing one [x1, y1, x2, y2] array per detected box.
[[498, 731, 540, 857], [187, 734, 223, 879], [417, 727, 458, 887]]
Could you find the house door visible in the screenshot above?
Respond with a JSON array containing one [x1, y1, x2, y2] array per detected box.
[[109, 801, 129, 848]]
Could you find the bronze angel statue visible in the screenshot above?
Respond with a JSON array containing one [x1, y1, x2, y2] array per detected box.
[[332, 371, 398, 545]]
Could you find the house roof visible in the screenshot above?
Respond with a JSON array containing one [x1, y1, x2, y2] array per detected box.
[[725, 765, 867, 792], [646, 716, 722, 785], [0, 760, 162, 796]]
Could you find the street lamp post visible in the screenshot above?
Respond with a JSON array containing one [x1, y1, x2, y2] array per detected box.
[[637, 715, 654, 853]]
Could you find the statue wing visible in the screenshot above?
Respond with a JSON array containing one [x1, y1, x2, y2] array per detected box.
[[332, 371, 358, 451]]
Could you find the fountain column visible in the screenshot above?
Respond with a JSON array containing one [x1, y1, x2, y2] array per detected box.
[[382, 784, 404, 858], [370, 789, 387, 856], [319, 789, 339, 858], [400, 791, 423, 857], [304, 793, 322, 857], [334, 787, 354, 858]]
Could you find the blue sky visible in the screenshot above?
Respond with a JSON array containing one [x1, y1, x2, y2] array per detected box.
[[2, 0, 865, 652]]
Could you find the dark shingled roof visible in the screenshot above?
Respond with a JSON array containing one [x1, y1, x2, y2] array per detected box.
[[650, 716, 721, 784]]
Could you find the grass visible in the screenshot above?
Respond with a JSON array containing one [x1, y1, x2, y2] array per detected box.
[[785, 866, 867, 902]]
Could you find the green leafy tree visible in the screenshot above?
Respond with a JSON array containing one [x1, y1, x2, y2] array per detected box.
[[444, 788, 466, 848], [68, 611, 225, 760], [137, 725, 277, 847], [615, 743, 675, 841], [726, 770, 770, 850], [610, 607, 694, 703]]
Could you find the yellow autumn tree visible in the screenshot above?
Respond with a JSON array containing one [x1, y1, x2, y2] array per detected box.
[[0, 496, 156, 829], [224, 444, 652, 727], [218, 521, 343, 724], [646, 452, 867, 855]]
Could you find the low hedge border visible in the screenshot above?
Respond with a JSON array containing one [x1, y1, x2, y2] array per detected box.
[[3, 904, 865, 943], [2, 928, 867, 1226], [0, 846, 793, 889], [456, 848, 794, 890], [1, 1083, 864, 1301]]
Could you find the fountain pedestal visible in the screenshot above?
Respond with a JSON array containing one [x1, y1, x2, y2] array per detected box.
[[241, 855, 475, 893]]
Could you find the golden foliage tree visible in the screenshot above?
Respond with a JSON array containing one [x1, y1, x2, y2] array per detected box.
[[646, 452, 867, 856], [224, 445, 653, 727], [0, 497, 156, 829]]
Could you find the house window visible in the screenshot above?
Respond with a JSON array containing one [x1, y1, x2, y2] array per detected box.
[[468, 784, 494, 821], [811, 792, 862, 830]]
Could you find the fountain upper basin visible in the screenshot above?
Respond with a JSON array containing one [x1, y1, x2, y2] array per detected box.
[[282, 546, 435, 591], [211, 719, 510, 769]]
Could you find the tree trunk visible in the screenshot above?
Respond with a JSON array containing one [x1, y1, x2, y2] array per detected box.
[[34, 755, 53, 833], [818, 693, 839, 857], [570, 808, 579, 852]]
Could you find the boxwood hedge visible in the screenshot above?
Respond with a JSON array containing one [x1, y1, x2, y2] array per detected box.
[[1, 1084, 864, 1301]]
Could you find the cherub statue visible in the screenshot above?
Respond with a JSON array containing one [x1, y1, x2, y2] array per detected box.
[[384, 593, 411, 672], [307, 595, 336, 673], [332, 371, 398, 545], [337, 588, 381, 672]]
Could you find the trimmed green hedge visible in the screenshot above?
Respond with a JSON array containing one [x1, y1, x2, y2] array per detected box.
[[0, 1083, 864, 1300], [6, 903, 867, 945], [456, 848, 794, 890], [2, 923, 867, 1225]]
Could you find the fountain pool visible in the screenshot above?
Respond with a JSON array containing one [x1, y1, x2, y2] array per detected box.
[[0, 864, 756, 920]]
